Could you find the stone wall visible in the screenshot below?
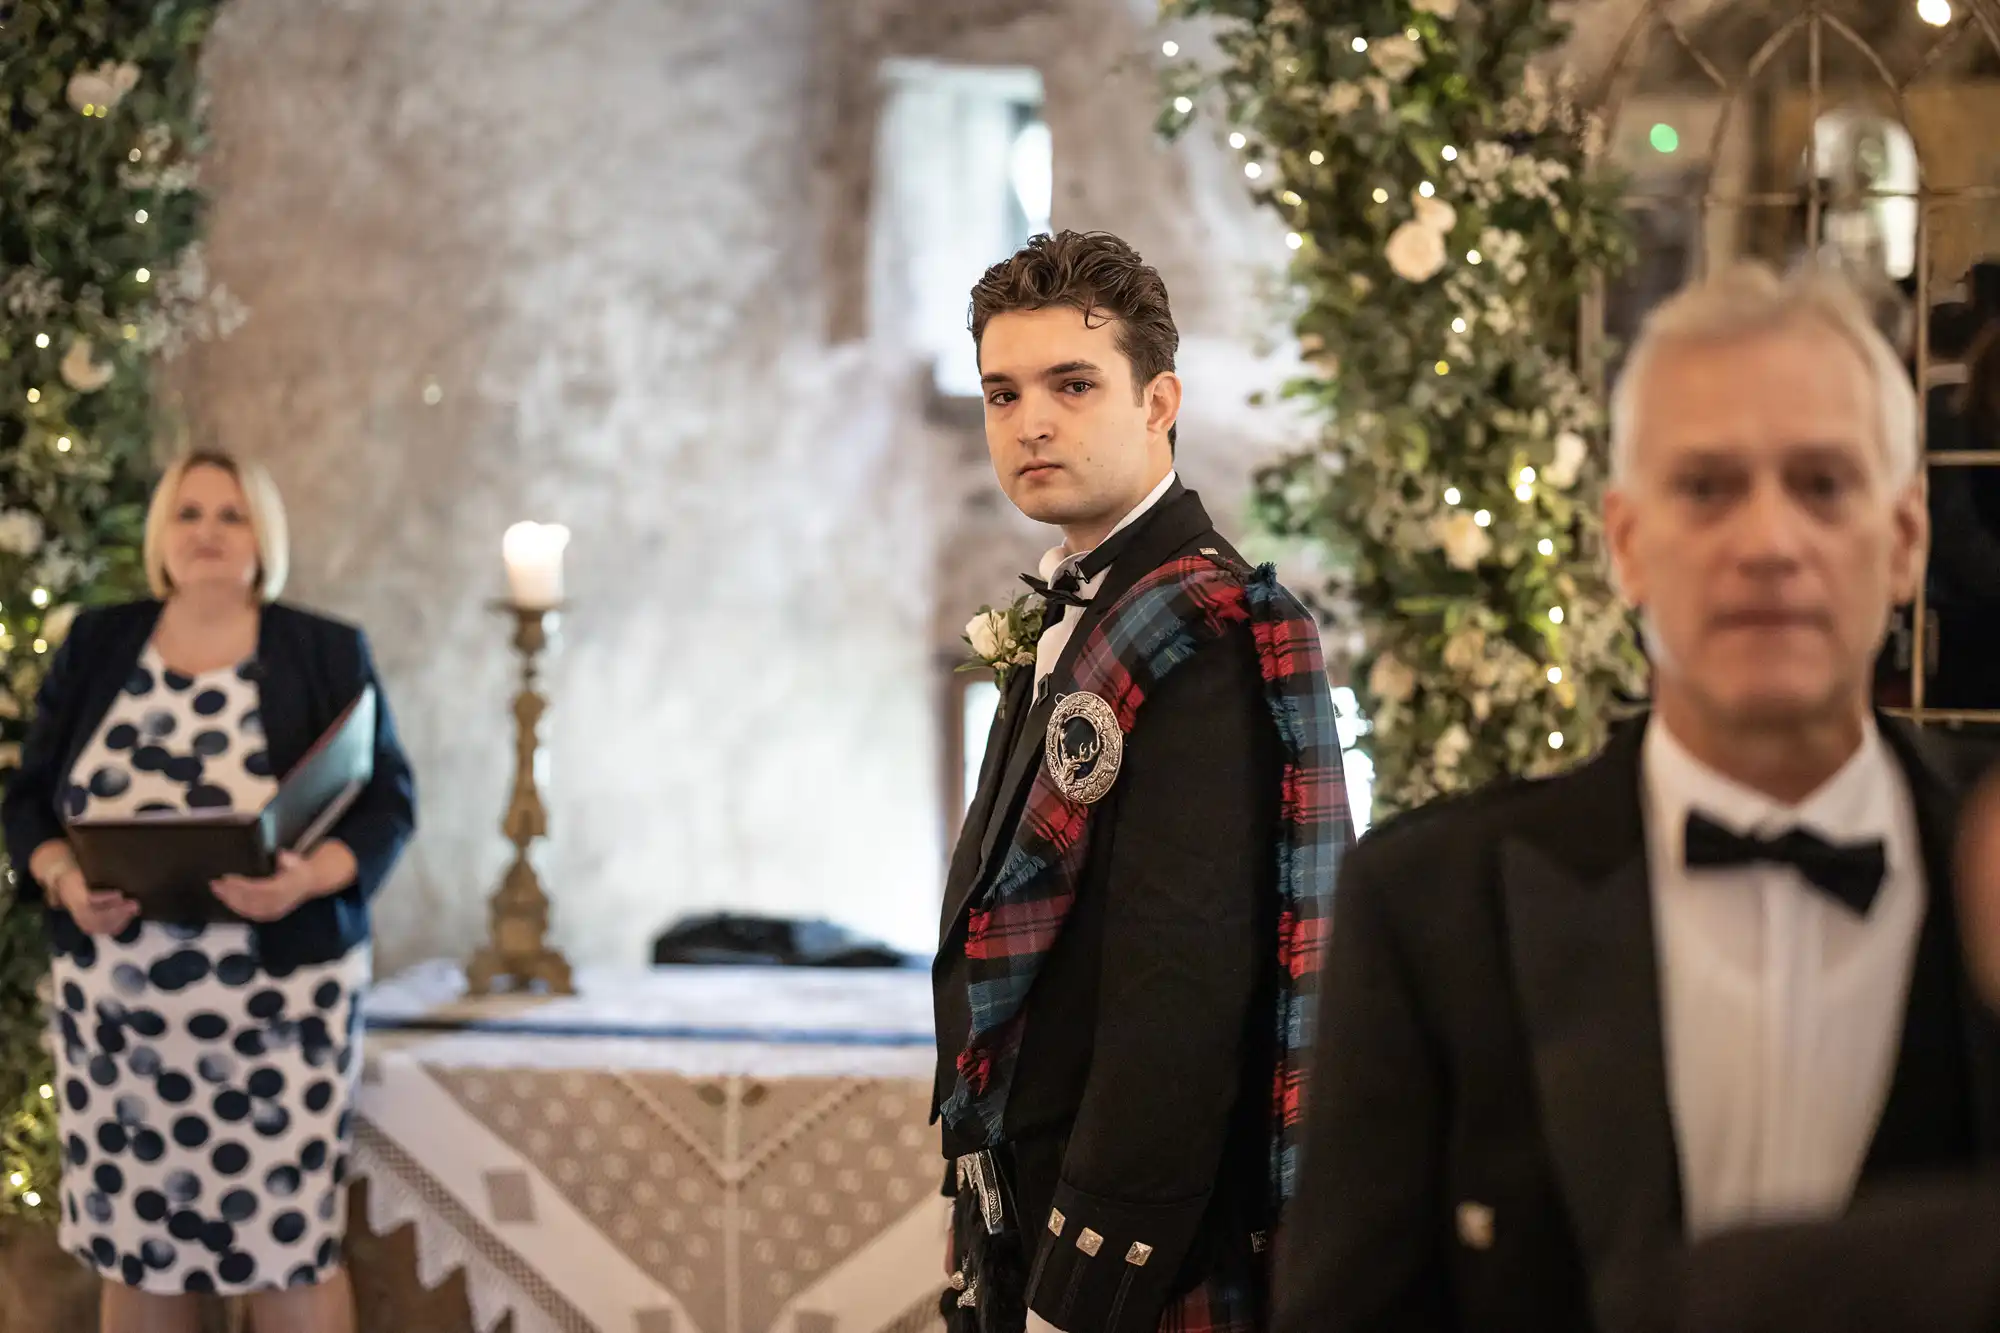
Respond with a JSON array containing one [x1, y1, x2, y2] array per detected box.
[[170, 0, 1294, 973]]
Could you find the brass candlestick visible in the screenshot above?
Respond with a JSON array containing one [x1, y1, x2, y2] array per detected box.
[[467, 602, 575, 995]]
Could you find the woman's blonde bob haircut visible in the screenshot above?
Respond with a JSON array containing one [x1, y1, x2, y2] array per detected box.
[[142, 449, 290, 603]]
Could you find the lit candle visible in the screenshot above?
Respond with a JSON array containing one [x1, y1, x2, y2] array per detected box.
[[503, 521, 569, 610]]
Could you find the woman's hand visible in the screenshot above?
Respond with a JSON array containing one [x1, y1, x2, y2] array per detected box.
[[211, 850, 326, 923], [54, 867, 140, 937]]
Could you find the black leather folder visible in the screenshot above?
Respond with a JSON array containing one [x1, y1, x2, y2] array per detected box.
[[66, 687, 376, 923]]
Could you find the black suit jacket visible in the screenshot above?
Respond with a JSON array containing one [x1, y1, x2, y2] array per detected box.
[[933, 486, 1285, 1332], [1668, 1175, 2000, 1333], [1276, 714, 2000, 1333], [2, 599, 417, 973]]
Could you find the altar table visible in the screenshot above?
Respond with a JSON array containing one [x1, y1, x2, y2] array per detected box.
[[354, 961, 948, 1333]]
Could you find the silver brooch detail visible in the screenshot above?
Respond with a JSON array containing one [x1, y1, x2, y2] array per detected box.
[[1044, 691, 1123, 805]]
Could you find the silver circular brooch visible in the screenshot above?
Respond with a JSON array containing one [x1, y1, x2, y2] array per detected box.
[[1044, 691, 1124, 805]]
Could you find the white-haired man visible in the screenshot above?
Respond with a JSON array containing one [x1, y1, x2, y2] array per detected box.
[[1274, 263, 2000, 1333]]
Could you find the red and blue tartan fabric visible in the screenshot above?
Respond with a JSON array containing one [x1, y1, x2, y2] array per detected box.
[[940, 551, 1351, 1243]]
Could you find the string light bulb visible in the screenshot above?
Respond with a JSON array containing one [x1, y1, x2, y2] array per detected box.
[[135, 209, 149, 223], [1309, 150, 1325, 165], [1173, 96, 1194, 114], [1519, 467, 1537, 484], [1443, 486, 1462, 505], [1229, 131, 1247, 149], [38, 1085, 51, 1100], [1161, 39, 1180, 56], [1442, 145, 1458, 161], [1452, 317, 1468, 333], [1538, 538, 1555, 556], [1406, 26, 1421, 40], [1435, 359, 1450, 375], [1373, 187, 1389, 203], [32, 639, 47, 655], [1352, 37, 1369, 52], [34, 333, 49, 349], [1419, 180, 1436, 197], [1549, 606, 1565, 624], [1473, 509, 1492, 527], [128, 148, 142, 163], [1515, 483, 1534, 501], [56, 437, 72, 452], [1918, 0, 1952, 24], [8, 1173, 20, 1187], [1547, 667, 1563, 684], [30, 588, 49, 607], [22, 1192, 38, 1208], [1244, 162, 1263, 179], [1548, 731, 1565, 750], [1466, 250, 1483, 265], [135, 268, 151, 283], [1286, 232, 1304, 250], [1281, 190, 1302, 206], [25, 389, 39, 404]]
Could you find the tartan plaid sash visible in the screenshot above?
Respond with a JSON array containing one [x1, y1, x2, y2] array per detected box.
[[940, 552, 1350, 1216]]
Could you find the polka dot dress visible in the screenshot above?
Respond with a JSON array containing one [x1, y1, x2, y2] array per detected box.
[[50, 645, 370, 1295]]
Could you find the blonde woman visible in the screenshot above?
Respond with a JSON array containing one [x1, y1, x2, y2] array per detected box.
[[2, 450, 416, 1333]]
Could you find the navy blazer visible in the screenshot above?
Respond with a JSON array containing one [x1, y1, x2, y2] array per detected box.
[[2, 599, 417, 973]]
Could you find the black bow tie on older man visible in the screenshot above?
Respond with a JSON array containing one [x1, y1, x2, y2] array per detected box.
[[1683, 811, 1889, 916]]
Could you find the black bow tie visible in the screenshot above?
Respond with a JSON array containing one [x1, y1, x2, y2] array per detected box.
[[1020, 565, 1092, 632], [1683, 811, 1888, 916]]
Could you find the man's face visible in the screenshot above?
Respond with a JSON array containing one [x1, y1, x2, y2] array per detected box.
[[1604, 319, 1926, 731], [978, 305, 1177, 538]]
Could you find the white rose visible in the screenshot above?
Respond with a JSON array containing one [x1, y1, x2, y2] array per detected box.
[[1434, 723, 1472, 773], [1432, 511, 1494, 571], [0, 510, 44, 557], [1385, 221, 1448, 283], [1545, 431, 1590, 489], [1413, 0, 1460, 17], [40, 602, 79, 648], [60, 338, 114, 392], [965, 612, 1006, 661], [64, 62, 140, 115], [1325, 83, 1364, 116], [1368, 652, 1418, 705], [1442, 625, 1487, 674], [1413, 194, 1457, 236], [1367, 34, 1424, 82]]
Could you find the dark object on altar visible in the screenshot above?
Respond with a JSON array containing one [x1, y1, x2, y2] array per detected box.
[[650, 913, 916, 969]]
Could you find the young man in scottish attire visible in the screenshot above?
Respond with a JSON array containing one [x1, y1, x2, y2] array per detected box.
[[932, 230, 1350, 1333]]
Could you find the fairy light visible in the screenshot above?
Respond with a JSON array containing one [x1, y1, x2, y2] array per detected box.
[[22, 1192, 39, 1208], [1173, 96, 1193, 114], [1435, 359, 1450, 375], [38, 1085, 50, 1100], [33, 639, 47, 655], [1443, 487, 1461, 505], [31, 587, 49, 607], [1467, 250, 1483, 265], [1442, 145, 1458, 161], [1406, 26, 1421, 40], [1549, 606, 1565, 624], [1281, 190, 1302, 206], [135, 209, 149, 224], [1309, 150, 1325, 165], [1161, 39, 1180, 56], [7, 1173, 20, 1188], [135, 268, 151, 283], [1286, 232, 1304, 250], [1516, 483, 1534, 501], [1373, 187, 1389, 203], [1245, 162, 1263, 179], [34, 333, 49, 349], [1452, 317, 1468, 333], [25, 389, 39, 404], [1352, 37, 1369, 52], [1538, 538, 1556, 556], [1918, 0, 1953, 24], [1229, 131, 1247, 149], [1519, 467, 1537, 484], [128, 148, 142, 163], [1548, 732, 1565, 750], [1547, 667, 1564, 684], [1473, 509, 1492, 527], [56, 437, 72, 452], [1419, 180, 1436, 197]]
